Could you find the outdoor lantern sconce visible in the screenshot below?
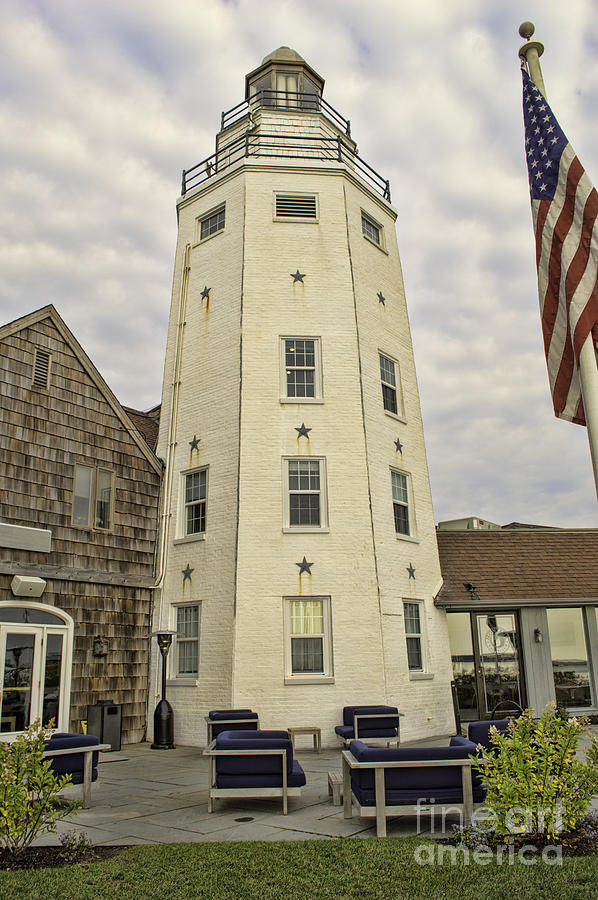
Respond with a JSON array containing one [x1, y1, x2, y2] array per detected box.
[[151, 631, 176, 750], [93, 635, 110, 657], [534, 628, 544, 643]]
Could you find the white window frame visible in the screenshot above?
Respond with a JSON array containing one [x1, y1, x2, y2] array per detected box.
[[71, 464, 115, 532], [173, 603, 201, 679], [361, 210, 384, 248], [403, 600, 426, 673], [178, 467, 208, 541], [379, 351, 404, 420], [196, 204, 225, 243], [283, 457, 328, 532], [284, 596, 334, 683], [391, 467, 416, 539], [273, 192, 319, 222], [280, 337, 323, 403]]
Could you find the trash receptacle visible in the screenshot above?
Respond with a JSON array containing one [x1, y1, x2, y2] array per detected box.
[[86, 700, 122, 752]]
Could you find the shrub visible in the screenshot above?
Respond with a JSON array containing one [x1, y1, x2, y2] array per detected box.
[[0, 719, 80, 855], [471, 704, 598, 839]]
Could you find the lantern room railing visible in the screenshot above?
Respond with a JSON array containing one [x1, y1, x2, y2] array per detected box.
[[221, 90, 351, 136], [182, 129, 391, 202]]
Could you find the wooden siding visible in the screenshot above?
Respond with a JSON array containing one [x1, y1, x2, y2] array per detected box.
[[0, 315, 161, 744]]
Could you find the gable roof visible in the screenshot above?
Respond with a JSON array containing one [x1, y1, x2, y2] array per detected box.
[[0, 305, 162, 474], [435, 529, 598, 608], [123, 406, 160, 451]]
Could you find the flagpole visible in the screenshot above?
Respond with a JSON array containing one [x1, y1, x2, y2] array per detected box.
[[519, 21, 598, 500]]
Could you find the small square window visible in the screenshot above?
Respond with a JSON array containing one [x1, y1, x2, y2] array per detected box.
[[281, 337, 322, 402], [183, 469, 207, 536], [175, 605, 200, 676], [199, 205, 225, 241], [362, 212, 381, 245], [391, 469, 413, 537], [284, 458, 327, 530], [285, 596, 333, 677], [72, 464, 114, 531], [404, 601, 424, 671]]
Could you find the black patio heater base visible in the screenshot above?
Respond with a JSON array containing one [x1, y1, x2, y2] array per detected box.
[[151, 698, 175, 749]]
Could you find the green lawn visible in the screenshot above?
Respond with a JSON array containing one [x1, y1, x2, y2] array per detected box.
[[1, 837, 597, 900]]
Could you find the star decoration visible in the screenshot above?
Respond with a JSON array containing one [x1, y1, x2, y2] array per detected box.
[[406, 563, 416, 580], [182, 564, 194, 582], [296, 557, 313, 575], [201, 286, 210, 300], [377, 291, 386, 305], [295, 423, 311, 439], [189, 435, 201, 451], [394, 437, 403, 453], [290, 270, 305, 283]]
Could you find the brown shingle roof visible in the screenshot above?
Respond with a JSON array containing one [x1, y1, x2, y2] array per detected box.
[[436, 529, 598, 608], [123, 405, 160, 452]]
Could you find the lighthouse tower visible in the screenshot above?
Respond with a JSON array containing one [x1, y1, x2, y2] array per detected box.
[[153, 48, 454, 745]]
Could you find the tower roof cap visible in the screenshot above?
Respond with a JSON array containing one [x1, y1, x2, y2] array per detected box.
[[245, 48, 324, 98], [261, 46, 306, 65]]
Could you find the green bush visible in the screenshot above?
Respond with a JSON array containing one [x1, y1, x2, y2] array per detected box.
[[472, 704, 598, 839], [0, 719, 80, 855]]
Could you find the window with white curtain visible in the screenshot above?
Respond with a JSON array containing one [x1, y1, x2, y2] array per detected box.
[[285, 597, 332, 678]]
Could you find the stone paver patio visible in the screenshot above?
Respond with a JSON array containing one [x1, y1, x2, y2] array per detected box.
[[41, 736, 453, 846]]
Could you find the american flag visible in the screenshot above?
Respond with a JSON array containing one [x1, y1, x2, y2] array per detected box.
[[522, 68, 598, 425]]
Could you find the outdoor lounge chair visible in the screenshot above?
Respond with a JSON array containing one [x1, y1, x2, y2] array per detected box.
[[452, 719, 511, 752], [203, 729, 306, 814], [205, 709, 260, 742], [334, 705, 403, 747], [342, 737, 483, 837], [43, 732, 110, 808]]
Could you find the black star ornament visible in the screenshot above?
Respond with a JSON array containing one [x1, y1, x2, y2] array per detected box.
[[296, 557, 313, 575], [201, 286, 210, 300], [290, 270, 305, 283], [406, 563, 416, 580], [295, 423, 312, 439], [182, 564, 194, 582], [189, 435, 201, 451]]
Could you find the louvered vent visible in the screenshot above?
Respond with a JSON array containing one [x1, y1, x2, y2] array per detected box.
[[276, 195, 317, 219], [32, 350, 50, 389]]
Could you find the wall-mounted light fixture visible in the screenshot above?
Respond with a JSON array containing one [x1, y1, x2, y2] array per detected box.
[[463, 582, 480, 602], [534, 628, 544, 644]]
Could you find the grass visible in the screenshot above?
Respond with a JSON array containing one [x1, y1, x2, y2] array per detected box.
[[1, 836, 598, 900]]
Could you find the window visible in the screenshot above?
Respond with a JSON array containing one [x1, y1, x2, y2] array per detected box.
[[284, 458, 327, 529], [380, 353, 401, 415], [183, 469, 207, 536], [404, 602, 424, 671], [547, 608, 593, 708], [391, 469, 412, 536], [32, 350, 50, 389], [281, 338, 322, 401], [275, 194, 318, 220], [362, 212, 381, 245], [285, 597, 332, 678], [72, 465, 114, 530], [175, 605, 200, 677], [199, 205, 225, 241]]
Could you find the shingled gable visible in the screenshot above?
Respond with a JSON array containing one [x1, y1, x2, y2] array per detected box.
[[0, 305, 162, 474], [435, 528, 598, 609]]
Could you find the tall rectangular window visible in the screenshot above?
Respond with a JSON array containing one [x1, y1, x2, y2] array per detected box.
[[380, 353, 399, 415], [404, 602, 423, 670], [184, 469, 207, 535], [199, 205, 225, 240], [72, 464, 114, 530], [286, 597, 332, 677], [282, 338, 322, 400], [284, 458, 327, 529], [176, 605, 200, 676], [362, 213, 381, 245], [391, 470, 411, 536], [547, 608, 592, 708]]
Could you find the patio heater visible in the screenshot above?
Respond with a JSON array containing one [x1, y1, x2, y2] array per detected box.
[[151, 631, 176, 749]]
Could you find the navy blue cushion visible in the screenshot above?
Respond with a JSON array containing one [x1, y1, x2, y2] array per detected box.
[[348, 739, 483, 804], [335, 725, 398, 740], [44, 733, 100, 783], [216, 759, 306, 789], [208, 710, 259, 737], [467, 720, 510, 748], [215, 731, 295, 776], [208, 709, 257, 719], [342, 706, 400, 733]]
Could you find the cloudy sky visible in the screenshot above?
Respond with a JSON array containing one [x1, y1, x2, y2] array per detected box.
[[2, 0, 597, 527]]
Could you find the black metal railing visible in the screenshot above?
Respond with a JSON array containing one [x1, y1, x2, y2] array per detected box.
[[182, 130, 391, 202], [221, 90, 351, 137]]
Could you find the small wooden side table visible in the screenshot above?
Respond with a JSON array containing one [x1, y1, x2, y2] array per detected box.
[[288, 725, 321, 753]]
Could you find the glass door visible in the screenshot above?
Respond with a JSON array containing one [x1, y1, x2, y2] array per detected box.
[[474, 613, 524, 718], [0, 627, 41, 734]]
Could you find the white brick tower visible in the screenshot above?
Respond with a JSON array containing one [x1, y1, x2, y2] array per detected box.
[[153, 47, 454, 746]]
